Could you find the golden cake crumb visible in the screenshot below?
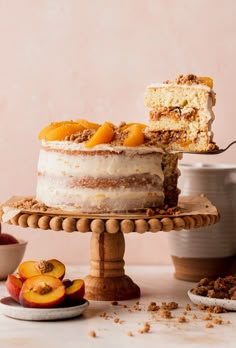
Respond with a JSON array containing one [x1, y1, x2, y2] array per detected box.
[[138, 322, 151, 334], [161, 301, 178, 310], [212, 317, 223, 325], [159, 308, 173, 319], [205, 322, 214, 328], [147, 301, 160, 312], [177, 315, 188, 323], [113, 318, 122, 324], [203, 313, 213, 321], [88, 330, 96, 337], [184, 303, 192, 311], [127, 331, 134, 337]]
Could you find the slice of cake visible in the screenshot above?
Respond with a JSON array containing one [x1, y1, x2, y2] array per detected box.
[[36, 120, 181, 213], [144, 74, 218, 152]]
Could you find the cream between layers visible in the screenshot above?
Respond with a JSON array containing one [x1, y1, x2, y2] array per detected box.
[[36, 141, 168, 213]]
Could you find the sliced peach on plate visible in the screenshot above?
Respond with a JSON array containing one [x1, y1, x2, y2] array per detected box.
[[85, 122, 114, 148], [123, 124, 145, 147], [63, 278, 85, 305], [75, 118, 100, 130], [19, 274, 65, 308], [44, 123, 85, 141], [6, 274, 23, 303], [18, 259, 65, 281]]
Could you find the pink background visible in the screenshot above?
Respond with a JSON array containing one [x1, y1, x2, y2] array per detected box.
[[1, 0, 236, 265]]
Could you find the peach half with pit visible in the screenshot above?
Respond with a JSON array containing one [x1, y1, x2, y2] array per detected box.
[[18, 259, 65, 281], [6, 274, 23, 303], [19, 274, 65, 308], [63, 278, 85, 305]]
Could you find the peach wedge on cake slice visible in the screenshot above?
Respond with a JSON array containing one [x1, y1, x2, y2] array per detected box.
[[18, 259, 65, 281], [19, 275, 65, 308], [198, 76, 213, 88]]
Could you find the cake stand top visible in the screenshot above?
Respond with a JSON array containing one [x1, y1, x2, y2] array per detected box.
[[0, 195, 219, 234]]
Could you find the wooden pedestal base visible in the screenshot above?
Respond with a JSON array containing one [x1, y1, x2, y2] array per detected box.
[[84, 275, 140, 301], [84, 230, 140, 301]]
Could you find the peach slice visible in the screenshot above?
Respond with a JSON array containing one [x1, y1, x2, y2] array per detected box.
[[63, 278, 85, 305], [19, 275, 65, 308], [120, 122, 147, 132], [38, 121, 76, 140], [44, 123, 85, 141], [85, 122, 114, 148], [18, 259, 65, 281], [76, 118, 100, 130], [199, 76, 213, 88], [123, 124, 145, 147], [6, 274, 23, 303]]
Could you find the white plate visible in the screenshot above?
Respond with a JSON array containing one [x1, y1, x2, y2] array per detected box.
[[0, 297, 89, 321], [188, 289, 236, 311]]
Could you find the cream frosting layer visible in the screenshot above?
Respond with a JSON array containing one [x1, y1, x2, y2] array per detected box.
[[36, 142, 165, 213]]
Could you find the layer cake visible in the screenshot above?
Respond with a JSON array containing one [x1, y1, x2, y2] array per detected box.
[[36, 121, 180, 213]]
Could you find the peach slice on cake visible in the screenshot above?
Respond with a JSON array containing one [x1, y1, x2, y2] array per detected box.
[[18, 259, 65, 281], [198, 76, 213, 88], [120, 122, 147, 132], [19, 275, 65, 308], [44, 123, 85, 141], [123, 124, 145, 147], [76, 118, 100, 130], [63, 278, 85, 305], [6, 274, 23, 303], [38, 121, 76, 140], [85, 122, 114, 148]]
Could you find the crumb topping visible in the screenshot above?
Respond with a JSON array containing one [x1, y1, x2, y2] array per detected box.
[[192, 275, 236, 300], [65, 129, 96, 143], [164, 74, 202, 85]]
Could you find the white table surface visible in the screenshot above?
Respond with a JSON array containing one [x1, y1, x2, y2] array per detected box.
[[0, 265, 235, 348]]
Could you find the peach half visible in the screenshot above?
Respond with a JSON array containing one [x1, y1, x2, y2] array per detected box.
[[6, 274, 23, 303], [63, 278, 85, 305], [19, 274, 65, 308], [18, 259, 65, 281]]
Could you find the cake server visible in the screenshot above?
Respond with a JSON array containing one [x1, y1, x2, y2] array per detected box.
[[170, 140, 236, 155]]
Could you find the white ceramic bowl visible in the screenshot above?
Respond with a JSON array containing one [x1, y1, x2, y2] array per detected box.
[[0, 239, 27, 280]]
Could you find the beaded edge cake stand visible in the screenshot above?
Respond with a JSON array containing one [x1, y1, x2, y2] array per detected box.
[[0, 195, 220, 301]]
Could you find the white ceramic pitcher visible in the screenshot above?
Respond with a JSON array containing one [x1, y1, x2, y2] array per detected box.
[[168, 163, 236, 281]]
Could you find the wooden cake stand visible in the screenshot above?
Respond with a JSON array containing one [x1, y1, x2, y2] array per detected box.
[[0, 195, 220, 301]]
